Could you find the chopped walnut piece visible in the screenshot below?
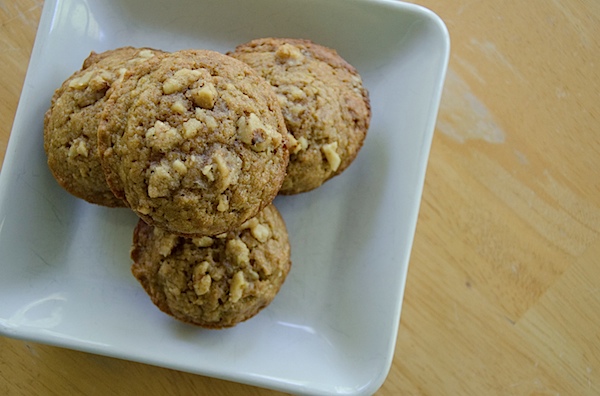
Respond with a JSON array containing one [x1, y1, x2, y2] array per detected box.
[[157, 233, 178, 257], [192, 236, 213, 247], [275, 43, 304, 64], [250, 223, 270, 243], [241, 218, 270, 242], [229, 271, 248, 303], [226, 239, 250, 266], [68, 139, 89, 158], [68, 71, 94, 89], [201, 164, 215, 181], [298, 137, 308, 151], [171, 100, 187, 114], [193, 262, 212, 296], [182, 118, 202, 139], [137, 49, 155, 59], [163, 68, 202, 94], [195, 108, 218, 131], [88, 71, 112, 91], [288, 85, 306, 100], [146, 120, 182, 152], [217, 194, 229, 212], [172, 159, 187, 175], [241, 218, 258, 229], [287, 134, 308, 155], [213, 153, 231, 188], [191, 82, 217, 109], [321, 141, 341, 172], [148, 163, 177, 198], [236, 113, 282, 152], [211, 150, 241, 192], [194, 274, 212, 296]]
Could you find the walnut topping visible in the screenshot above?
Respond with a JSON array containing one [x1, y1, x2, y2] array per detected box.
[[287, 134, 309, 155], [298, 136, 308, 151], [241, 218, 271, 243], [68, 139, 89, 158], [68, 71, 94, 89], [171, 100, 187, 114], [193, 261, 211, 296], [226, 239, 250, 266], [146, 120, 182, 152], [192, 236, 213, 247], [128, 49, 155, 64], [172, 159, 187, 175], [195, 108, 218, 131], [229, 271, 248, 303], [194, 274, 212, 296], [163, 68, 202, 94], [137, 49, 155, 59], [182, 118, 202, 139], [275, 43, 304, 64], [213, 153, 231, 187], [247, 270, 260, 281], [251, 223, 270, 243], [212, 150, 241, 192], [191, 82, 217, 109], [157, 233, 178, 257], [322, 141, 341, 171], [236, 113, 282, 152], [88, 71, 112, 92], [217, 194, 229, 212], [201, 164, 215, 181], [148, 162, 179, 198]]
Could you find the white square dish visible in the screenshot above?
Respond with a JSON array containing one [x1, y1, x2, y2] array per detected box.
[[0, 0, 449, 394]]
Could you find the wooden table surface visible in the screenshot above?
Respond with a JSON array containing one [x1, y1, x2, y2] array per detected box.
[[1, 1, 599, 395]]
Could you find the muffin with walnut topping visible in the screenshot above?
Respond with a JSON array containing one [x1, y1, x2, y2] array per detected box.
[[229, 38, 371, 194], [130, 204, 291, 329], [98, 49, 289, 236]]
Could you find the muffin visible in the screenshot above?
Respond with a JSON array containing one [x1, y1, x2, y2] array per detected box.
[[98, 49, 289, 236], [130, 204, 291, 328], [229, 38, 371, 194]]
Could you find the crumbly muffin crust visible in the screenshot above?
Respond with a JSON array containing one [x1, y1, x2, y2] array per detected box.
[[228, 38, 371, 194], [130, 204, 291, 328], [43, 47, 164, 206], [98, 49, 289, 236]]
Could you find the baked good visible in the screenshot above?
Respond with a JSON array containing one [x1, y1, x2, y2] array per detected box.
[[98, 49, 289, 236], [130, 204, 291, 328], [43, 46, 164, 207], [228, 38, 371, 194]]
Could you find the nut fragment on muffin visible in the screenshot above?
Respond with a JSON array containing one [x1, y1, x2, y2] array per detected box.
[[228, 38, 371, 194]]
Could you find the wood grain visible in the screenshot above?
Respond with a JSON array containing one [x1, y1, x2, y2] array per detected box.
[[1, 0, 599, 395]]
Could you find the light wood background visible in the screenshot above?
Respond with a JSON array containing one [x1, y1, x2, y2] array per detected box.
[[1, 0, 599, 394]]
